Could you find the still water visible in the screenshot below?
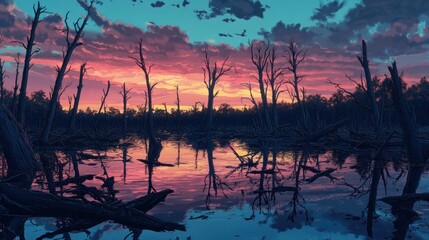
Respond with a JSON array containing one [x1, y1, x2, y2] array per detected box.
[[9, 137, 429, 239]]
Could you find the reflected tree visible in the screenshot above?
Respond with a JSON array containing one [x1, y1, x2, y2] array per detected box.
[[203, 138, 232, 208]]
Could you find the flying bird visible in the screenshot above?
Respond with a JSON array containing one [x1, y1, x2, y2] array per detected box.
[[236, 29, 246, 37], [171, 3, 180, 8], [222, 18, 235, 23], [219, 33, 233, 38]]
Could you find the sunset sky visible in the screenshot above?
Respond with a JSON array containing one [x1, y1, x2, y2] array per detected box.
[[1, 0, 429, 111]]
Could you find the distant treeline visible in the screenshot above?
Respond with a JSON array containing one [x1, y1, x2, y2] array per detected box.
[[2, 76, 429, 133]]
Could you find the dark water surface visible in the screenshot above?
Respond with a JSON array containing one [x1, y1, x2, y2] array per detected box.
[[3, 137, 429, 240]]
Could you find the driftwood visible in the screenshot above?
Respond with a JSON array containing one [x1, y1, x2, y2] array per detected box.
[[0, 183, 185, 232]]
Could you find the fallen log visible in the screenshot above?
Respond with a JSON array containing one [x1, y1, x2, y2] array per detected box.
[[379, 193, 429, 206], [54, 175, 94, 187], [296, 118, 349, 143], [138, 159, 174, 167], [248, 169, 277, 174], [0, 183, 185, 232], [35, 189, 175, 239]]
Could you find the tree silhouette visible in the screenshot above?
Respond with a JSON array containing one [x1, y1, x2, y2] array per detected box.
[[16, 2, 46, 125], [202, 45, 232, 133], [131, 38, 157, 140], [40, 2, 93, 144]]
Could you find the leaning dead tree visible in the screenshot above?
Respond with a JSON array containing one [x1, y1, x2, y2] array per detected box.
[[0, 104, 39, 178], [40, 2, 93, 144], [67, 62, 87, 133], [202, 45, 232, 133], [98, 80, 111, 114], [388, 62, 425, 192], [119, 82, 132, 134], [266, 46, 285, 129], [285, 39, 309, 131], [250, 40, 271, 130], [131, 38, 157, 140], [0, 57, 6, 104], [10, 53, 21, 114], [16, 2, 46, 125], [358, 40, 381, 136], [327, 40, 383, 237]]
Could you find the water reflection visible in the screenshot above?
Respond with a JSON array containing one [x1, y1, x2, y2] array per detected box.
[[0, 138, 428, 239], [203, 138, 232, 208]]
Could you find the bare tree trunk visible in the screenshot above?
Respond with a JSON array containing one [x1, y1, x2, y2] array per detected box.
[[0, 58, 5, 104], [131, 39, 157, 140], [67, 63, 87, 133], [119, 82, 131, 135], [16, 2, 46, 125], [0, 104, 39, 176], [388, 61, 425, 192], [175, 85, 181, 127], [202, 45, 232, 133], [285, 39, 309, 131], [40, 4, 92, 144], [266, 46, 285, 129], [356, 40, 382, 237], [98, 80, 111, 114], [10, 53, 21, 115], [250, 41, 271, 130], [358, 40, 381, 135]]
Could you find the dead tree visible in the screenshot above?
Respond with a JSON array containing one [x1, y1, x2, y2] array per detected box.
[[16, 2, 46, 125], [10, 53, 21, 114], [358, 40, 381, 135], [285, 39, 309, 131], [250, 41, 271, 130], [130, 38, 157, 140], [40, 3, 93, 144], [174, 85, 181, 126], [241, 82, 263, 128], [202, 45, 232, 133], [67, 62, 87, 133], [98, 80, 111, 114], [355, 40, 383, 237], [119, 82, 132, 135], [0, 57, 6, 104], [0, 104, 39, 178], [266, 46, 285, 129], [388, 62, 425, 192]]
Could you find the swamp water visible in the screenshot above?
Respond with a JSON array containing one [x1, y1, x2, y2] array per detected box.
[[2, 137, 429, 240]]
